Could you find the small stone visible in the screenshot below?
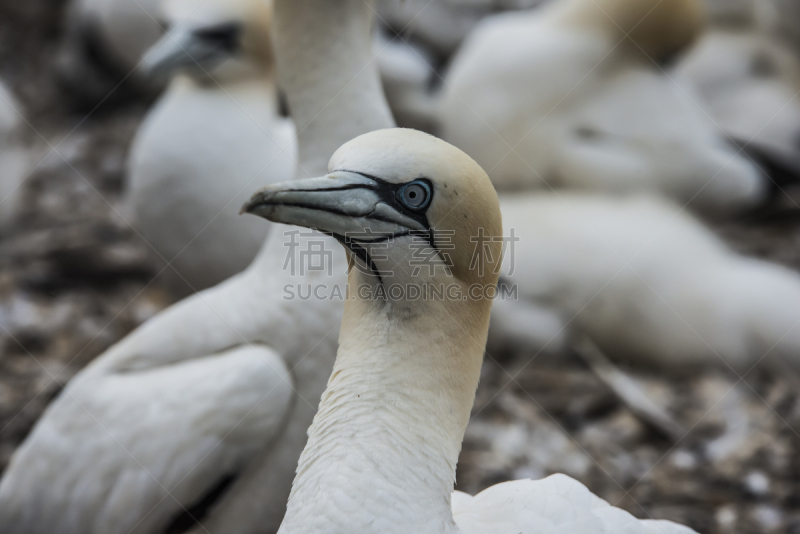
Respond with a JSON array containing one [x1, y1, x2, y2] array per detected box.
[[716, 505, 737, 528], [669, 449, 697, 470], [744, 470, 770, 496], [752, 505, 783, 531]]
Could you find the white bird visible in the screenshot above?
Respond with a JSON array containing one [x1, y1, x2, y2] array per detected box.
[[674, 5, 800, 183], [492, 192, 800, 369], [244, 127, 697, 534], [124, 0, 296, 296], [0, 80, 31, 229], [0, 0, 391, 532], [56, 0, 164, 106], [375, 0, 547, 58], [438, 0, 770, 213], [374, 28, 438, 131]]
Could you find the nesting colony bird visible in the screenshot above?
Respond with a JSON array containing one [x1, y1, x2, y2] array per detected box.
[[492, 192, 800, 370], [245, 128, 697, 534], [374, 29, 438, 131], [0, 0, 391, 532], [57, 0, 164, 106], [375, 0, 546, 58], [438, 0, 770, 213], [674, 0, 800, 182], [124, 0, 296, 296]]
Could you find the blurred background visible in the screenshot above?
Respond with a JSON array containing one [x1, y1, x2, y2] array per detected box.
[[0, 0, 799, 532]]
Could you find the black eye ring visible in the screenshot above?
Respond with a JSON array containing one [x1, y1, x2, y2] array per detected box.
[[397, 180, 432, 212]]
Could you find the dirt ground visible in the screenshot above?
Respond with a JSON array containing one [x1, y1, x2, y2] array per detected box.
[[2, 1, 800, 533]]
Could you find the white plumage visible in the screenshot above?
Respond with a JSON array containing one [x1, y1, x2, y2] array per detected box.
[[452, 475, 696, 533], [124, 0, 296, 295], [493, 192, 800, 369], [674, 22, 800, 169], [438, 0, 767, 213]]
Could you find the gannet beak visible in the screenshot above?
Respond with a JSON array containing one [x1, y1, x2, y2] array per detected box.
[[242, 171, 427, 238], [140, 23, 242, 78]]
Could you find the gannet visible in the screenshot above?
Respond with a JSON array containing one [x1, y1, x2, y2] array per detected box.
[[374, 28, 438, 131], [375, 0, 546, 57], [244, 127, 696, 534], [57, 0, 163, 106], [0, 0, 391, 532], [674, 4, 800, 180], [124, 0, 296, 295], [438, 0, 770, 213], [492, 192, 800, 369]]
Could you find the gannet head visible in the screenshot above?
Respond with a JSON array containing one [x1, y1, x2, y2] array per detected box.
[[562, 0, 704, 61], [244, 128, 503, 296], [141, 0, 273, 80]]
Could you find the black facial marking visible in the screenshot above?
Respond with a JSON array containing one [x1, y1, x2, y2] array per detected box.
[[336, 171, 442, 280], [192, 22, 242, 54]]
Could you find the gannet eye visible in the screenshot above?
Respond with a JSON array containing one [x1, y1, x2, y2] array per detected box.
[[398, 180, 431, 212]]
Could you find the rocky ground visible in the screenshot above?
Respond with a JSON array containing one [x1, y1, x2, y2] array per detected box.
[[1, 1, 800, 533]]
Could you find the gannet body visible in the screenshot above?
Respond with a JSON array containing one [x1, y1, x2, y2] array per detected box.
[[57, 0, 163, 105], [244, 127, 696, 534], [125, 0, 296, 295], [438, 0, 768, 213], [0, 0, 392, 532], [674, 25, 800, 172], [492, 193, 800, 369]]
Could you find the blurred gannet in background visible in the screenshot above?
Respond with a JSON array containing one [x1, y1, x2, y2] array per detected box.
[[58, 0, 450, 119], [124, 0, 296, 296], [374, 28, 438, 131], [375, 0, 547, 58], [438, 0, 772, 213], [492, 192, 800, 370], [0, 81, 31, 229], [57, 0, 164, 107], [0, 0, 391, 532], [675, 0, 800, 184], [245, 128, 697, 534]]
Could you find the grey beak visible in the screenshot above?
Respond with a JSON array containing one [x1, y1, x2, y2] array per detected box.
[[140, 22, 241, 78], [242, 171, 426, 238]]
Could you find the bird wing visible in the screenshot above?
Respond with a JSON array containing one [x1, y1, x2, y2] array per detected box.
[[0, 340, 294, 534], [452, 474, 698, 534]]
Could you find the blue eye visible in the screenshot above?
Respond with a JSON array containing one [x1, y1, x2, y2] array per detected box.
[[398, 180, 432, 211]]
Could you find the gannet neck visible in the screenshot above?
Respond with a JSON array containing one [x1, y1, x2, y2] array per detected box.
[[272, 0, 394, 177], [278, 279, 489, 534], [244, 128, 503, 534]]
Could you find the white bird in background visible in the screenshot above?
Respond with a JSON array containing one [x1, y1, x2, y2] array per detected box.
[[0, 0, 391, 532], [675, 0, 800, 185], [374, 28, 438, 131], [492, 192, 800, 370], [57, 0, 164, 106], [244, 127, 697, 534], [0, 81, 31, 229], [438, 0, 771, 213], [375, 0, 546, 58], [124, 0, 296, 296]]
